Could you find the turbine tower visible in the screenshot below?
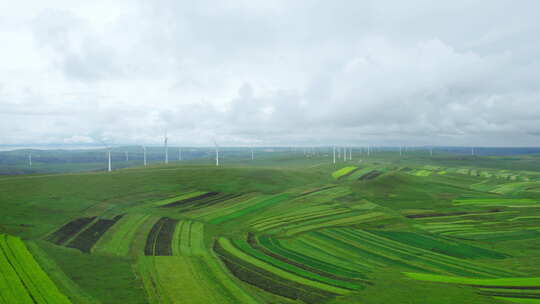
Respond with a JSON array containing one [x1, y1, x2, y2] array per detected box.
[[99, 140, 112, 172], [125, 151, 129, 162], [164, 132, 169, 164], [28, 153, 32, 168], [251, 147, 254, 161], [178, 147, 182, 161], [349, 147, 352, 161], [333, 146, 336, 164], [471, 147, 475, 156], [214, 140, 220, 166], [143, 146, 147, 167]]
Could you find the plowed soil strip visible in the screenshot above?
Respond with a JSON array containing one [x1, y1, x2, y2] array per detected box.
[[46, 217, 96, 245], [144, 217, 179, 256], [160, 192, 219, 208], [67, 215, 123, 253]]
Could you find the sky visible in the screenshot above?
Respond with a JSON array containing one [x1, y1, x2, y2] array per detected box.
[[1, 0, 539, 147]]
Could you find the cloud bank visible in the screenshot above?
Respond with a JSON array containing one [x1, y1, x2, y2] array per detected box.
[[1, 0, 539, 146]]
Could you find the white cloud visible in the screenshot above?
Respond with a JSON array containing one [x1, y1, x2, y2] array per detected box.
[[0, 0, 539, 146]]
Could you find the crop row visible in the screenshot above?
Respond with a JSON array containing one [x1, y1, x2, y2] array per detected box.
[[172, 220, 205, 256], [137, 254, 256, 304], [331, 166, 358, 179], [93, 213, 153, 256], [209, 194, 290, 224], [0, 234, 71, 304], [310, 228, 516, 278], [213, 237, 339, 303], [47, 215, 124, 253], [144, 217, 178, 256], [67, 215, 124, 253], [405, 273, 540, 303]]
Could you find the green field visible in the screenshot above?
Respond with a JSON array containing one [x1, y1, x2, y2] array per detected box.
[[1, 149, 540, 303]]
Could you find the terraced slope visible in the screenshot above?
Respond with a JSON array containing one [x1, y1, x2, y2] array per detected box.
[[0, 234, 71, 304]]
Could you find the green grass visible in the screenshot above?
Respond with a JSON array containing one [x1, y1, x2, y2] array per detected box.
[[2, 151, 540, 303], [331, 166, 358, 179], [0, 234, 71, 304], [453, 198, 539, 206], [209, 194, 290, 224], [404, 272, 540, 287]]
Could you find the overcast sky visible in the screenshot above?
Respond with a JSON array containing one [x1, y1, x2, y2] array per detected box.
[[1, 1, 539, 146]]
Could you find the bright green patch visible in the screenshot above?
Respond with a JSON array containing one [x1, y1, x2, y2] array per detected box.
[[332, 166, 358, 179]]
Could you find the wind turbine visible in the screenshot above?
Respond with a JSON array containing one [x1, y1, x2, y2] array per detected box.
[[251, 147, 254, 161], [343, 147, 347, 161], [164, 131, 169, 164], [28, 153, 32, 168], [142, 146, 147, 167], [430, 146, 433, 156], [349, 147, 352, 161], [471, 147, 475, 156], [399, 145, 402, 156], [99, 140, 112, 172], [125, 151, 129, 162], [333, 146, 336, 164], [214, 140, 220, 166], [178, 147, 182, 161]]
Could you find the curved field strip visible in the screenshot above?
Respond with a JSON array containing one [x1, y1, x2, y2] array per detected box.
[[159, 192, 219, 208], [209, 194, 290, 224], [67, 215, 124, 253], [413, 169, 432, 177], [347, 167, 375, 180], [46, 216, 97, 245], [281, 212, 387, 237], [453, 198, 539, 207], [310, 231, 429, 273], [214, 238, 337, 303], [256, 234, 369, 281], [129, 216, 161, 256], [151, 191, 207, 207], [137, 255, 256, 304], [0, 234, 71, 304], [192, 194, 262, 221], [329, 229, 515, 278], [368, 230, 508, 259], [93, 213, 151, 256], [251, 207, 352, 232], [332, 166, 358, 179], [282, 236, 378, 271], [217, 237, 350, 295], [26, 242, 100, 304], [144, 217, 178, 256], [171, 220, 205, 256], [236, 235, 365, 290], [492, 182, 540, 195]]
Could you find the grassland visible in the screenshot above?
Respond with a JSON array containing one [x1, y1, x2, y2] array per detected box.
[[1, 149, 540, 303]]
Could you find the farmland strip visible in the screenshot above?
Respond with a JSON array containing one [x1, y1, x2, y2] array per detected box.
[[67, 215, 124, 253], [46, 217, 96, 245]]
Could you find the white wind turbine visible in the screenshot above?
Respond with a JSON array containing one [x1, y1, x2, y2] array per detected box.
[[28, 153, 32, 168], [164, 131, 169, 164], [333, 146, 336, 164], [214, 140, 220, 166], [178, 147, 182, 161], [99, 140, 112, 172], [142, 146, 147, 167], [349, 147, 352, 161]]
